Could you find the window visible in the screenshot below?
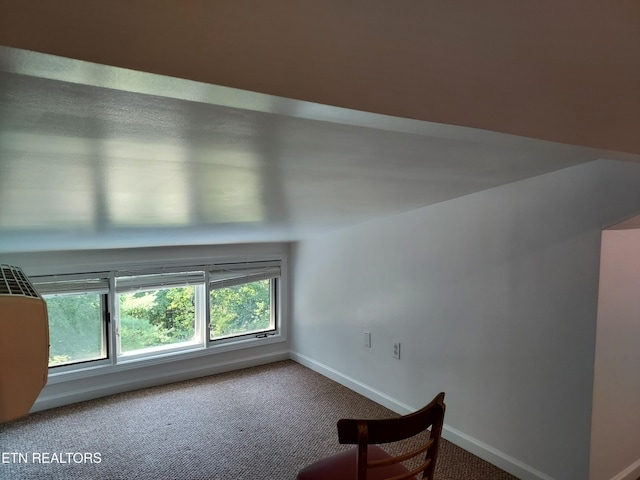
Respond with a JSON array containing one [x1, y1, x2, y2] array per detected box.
[[44, 293, 106, 366], [115, 271, 205, 357], [209, 262, 280, 341], [31, 259, 283, 371], [32, 276, 109, 368], [210, 279, 273, 340]]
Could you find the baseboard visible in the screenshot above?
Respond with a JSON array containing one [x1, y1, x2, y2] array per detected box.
[[443, 424, 554, 480], [289, 351, 416, 415], [32, 350, 290, 413], [610, 457, 640, 480], [290, 351, 555, 480]]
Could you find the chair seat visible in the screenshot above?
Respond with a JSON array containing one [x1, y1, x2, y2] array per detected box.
[[296, 445, 415, 480]]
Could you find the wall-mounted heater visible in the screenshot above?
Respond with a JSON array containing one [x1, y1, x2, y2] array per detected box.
[[0, 264, 49, 423]]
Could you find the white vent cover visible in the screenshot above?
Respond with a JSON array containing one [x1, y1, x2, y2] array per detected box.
[[0, 264, 39, 298]]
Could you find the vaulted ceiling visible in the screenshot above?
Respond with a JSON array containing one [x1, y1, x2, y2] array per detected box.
[[1, 2, 639, 253]]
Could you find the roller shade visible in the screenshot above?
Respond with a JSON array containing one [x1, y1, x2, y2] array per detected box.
[[32, 274, 110, 295], [209, 261, 281, 289], [116, 271, 205, 293]]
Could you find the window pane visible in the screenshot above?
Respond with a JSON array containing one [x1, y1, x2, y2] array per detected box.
[[210, 279, 272, 340], [118, 285, 196, 354], [44, 293, 105, 367]]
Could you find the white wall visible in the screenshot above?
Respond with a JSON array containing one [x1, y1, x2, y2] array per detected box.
[[590, 226, 640, 480], [290, 159, 640, 480], [1, 242, 291, 411], [1, 243, 288, 277]]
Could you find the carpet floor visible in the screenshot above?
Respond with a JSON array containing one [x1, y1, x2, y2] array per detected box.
[[0, 360, 518, 479]]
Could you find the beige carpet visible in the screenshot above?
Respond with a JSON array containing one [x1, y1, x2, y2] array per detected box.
[[0, 360, 518, 479]]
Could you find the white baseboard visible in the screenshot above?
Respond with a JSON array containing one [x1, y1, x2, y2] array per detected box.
[[443, 424, 554, 480], [611, 457, 640, 480], [289, 351, 416, 415], [290, 351, 555, 480], [32, 350, 290, 413]]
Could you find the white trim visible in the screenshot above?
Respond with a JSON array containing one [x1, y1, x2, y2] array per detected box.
[[609, 457, 640, 480], [289, 351, 556, 480], [47, 333, 286, 384], [289, 351, 415, 415], [443, 424, 555, 480]]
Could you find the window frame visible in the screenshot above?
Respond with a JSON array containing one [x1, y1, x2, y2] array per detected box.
[[43, 292, 110, 370], [207, 276, 279, 345], [34, 274, 112, 372], [31, 257, 285, 375], [206, 260, 281, 345], [115, 275, 206, 361]]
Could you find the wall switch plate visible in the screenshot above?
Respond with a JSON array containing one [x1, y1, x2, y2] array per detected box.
[[393, 342, 401, 359], [364, 331, 371, 348]]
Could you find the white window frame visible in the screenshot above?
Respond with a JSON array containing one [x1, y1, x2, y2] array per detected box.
[[33, 272, 112, 372], [114, 269, 207, 361], [31, 257, 285, 375], [207, 261, 281, 345]]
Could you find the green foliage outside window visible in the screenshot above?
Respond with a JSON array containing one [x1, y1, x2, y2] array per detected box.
[[45, 278, 275, 366], [119, 286, 196, 353], [45, 293, 104, 367], [210, 280, 271, 339]]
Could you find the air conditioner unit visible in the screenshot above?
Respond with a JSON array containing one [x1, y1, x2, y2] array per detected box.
[[0, 265, 49, 423]]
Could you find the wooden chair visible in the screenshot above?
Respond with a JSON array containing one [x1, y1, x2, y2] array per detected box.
[[297, 392, 446, 480]]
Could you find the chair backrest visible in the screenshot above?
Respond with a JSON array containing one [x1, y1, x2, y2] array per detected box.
[[336, 392, 445, 480]]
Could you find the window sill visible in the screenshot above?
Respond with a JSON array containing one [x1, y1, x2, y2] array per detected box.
[[46, 332, 285, 385]]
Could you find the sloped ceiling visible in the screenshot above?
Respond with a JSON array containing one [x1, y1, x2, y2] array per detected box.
[[0, 2, 639, 253], [1, 0, 639, 153]]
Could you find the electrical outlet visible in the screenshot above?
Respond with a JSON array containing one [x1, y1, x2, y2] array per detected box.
[[393, 342, 401, 359], [364, 331, 371, 348]]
